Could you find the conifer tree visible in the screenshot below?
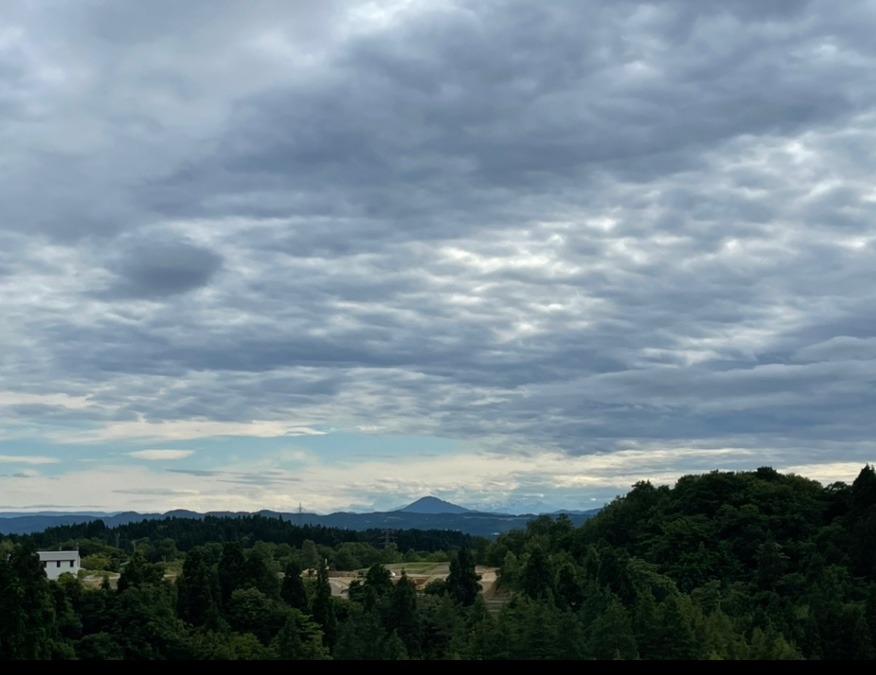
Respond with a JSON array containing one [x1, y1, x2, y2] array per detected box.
[[311, 559, 338, 650], [446, 547, 481, 606], [388, 570, 421, 657], [281, 560, 309, 612]]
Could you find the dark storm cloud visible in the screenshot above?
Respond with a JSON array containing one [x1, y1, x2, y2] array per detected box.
[[0, 0, 359, 241], [2, 0, 876, 488], [141, 0, 866, 230], [102, 238, 223, 299]]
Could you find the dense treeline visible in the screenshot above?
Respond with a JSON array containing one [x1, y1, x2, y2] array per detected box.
[[1, 465, 875, 659], [483, 464, 876, 659], [17, 514, 478, 562]]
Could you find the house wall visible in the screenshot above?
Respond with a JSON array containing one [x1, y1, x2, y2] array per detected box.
[[38, 553, 81, 581]]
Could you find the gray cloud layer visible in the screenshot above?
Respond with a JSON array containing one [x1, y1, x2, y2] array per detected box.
[[2, 1, 875, 479]]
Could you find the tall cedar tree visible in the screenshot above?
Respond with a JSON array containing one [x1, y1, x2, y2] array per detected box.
[[281, 560, 309, 612], [446, 547, 481, 606], [311, 559, 338, 649]]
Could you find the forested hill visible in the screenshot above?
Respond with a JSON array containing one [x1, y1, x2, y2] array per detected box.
[[483, 464, 876, 659], [1, 465, 874, 659]]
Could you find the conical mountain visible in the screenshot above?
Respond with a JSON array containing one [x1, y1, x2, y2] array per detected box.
[[396, 496, 470, 514]]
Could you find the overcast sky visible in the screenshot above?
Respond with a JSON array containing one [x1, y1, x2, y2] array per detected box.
[[1, 0, 875, 515]]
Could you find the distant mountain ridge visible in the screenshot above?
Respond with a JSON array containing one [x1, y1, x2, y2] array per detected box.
[[0, 497, 602, 537]]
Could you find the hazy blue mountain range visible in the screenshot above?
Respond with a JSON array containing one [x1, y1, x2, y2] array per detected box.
[[0, 496, 601, 537]]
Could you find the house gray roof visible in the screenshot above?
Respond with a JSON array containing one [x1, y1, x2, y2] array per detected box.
[[38, 550, 80, 562]]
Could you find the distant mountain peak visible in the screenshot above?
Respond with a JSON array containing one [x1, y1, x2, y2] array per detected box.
[[396, 496, 470, 514]]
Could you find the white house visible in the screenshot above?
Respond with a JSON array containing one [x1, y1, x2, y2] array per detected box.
[[38, 550, 81, 581]]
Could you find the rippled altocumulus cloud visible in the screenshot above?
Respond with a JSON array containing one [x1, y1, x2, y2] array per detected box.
[[0, 0, 874, 512]]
